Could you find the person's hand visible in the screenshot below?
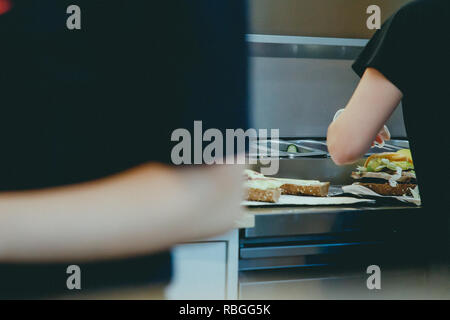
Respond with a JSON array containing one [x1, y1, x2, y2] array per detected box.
[[177, 163, 246, 239], [372, 125, 391, 147], [332, 108, 390, 148]]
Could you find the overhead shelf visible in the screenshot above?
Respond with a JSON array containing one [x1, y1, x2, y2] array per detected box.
[[247, 34, 369, 60]]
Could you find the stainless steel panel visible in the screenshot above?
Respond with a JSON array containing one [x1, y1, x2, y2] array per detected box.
[[248, 41, 408, 138], [239, 256, 324, 271], [290, 139, 410, 155], [247, 35, 367, 60], [244, 206, 421, 238], [249, 42, 364, 60], [241, 242, 379, 259], [247, 35, 368, 46], [239, 268, 431, 299], [251, 139, 410, 161], [244, 210, 358, 238], [239, 274, 367, 300], [253, 157, 364, 185], [250, 139, 326, 158]]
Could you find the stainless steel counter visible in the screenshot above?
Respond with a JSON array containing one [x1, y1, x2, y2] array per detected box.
[[244, 204, 421, 238], [238, 203, 448, 299], [240, 203, 425, 271]]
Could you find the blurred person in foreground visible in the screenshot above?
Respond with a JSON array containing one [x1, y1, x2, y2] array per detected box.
[[0, 1, 247, 298]]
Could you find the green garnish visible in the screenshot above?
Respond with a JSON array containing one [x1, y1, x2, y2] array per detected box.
[[365, 158, 414, 172], [287, 144, 298, 153]]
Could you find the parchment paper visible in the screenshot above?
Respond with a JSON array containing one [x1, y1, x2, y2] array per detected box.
[[342, 184, 421, 206], [242, 195, 374, 207]]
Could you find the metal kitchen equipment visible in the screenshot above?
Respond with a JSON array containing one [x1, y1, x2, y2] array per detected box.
[[290, 139, 410, 155], [246, 35, 410, 181], [248, 34, 408, 138], [239, 34, 425, 299], [251, 139, 409, 157], [249, 139, 327, 159]]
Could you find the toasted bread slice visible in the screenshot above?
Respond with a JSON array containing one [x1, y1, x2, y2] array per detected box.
[[279, 182, 330, 197], [243, 170, 331, 201], [262, 178, 330, 197], [244, 179, 282, 203], [357, 182, 417, 196], [246, 188, 281, 203]]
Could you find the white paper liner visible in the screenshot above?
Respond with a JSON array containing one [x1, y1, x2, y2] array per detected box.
[[242, 195, 374, 207], [342, 184, 421, 206]]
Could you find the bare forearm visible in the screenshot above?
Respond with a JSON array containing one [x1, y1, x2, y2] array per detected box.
[[327, 68, 402, 165], [0, 164, 243, 262]]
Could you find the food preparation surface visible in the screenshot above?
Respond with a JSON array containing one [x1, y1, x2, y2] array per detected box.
[[246, 203, 419, 215], [243, 204, 422, 237], [242, 195, 374, 206]]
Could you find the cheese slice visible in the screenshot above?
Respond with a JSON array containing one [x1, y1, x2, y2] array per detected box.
[[268, 177, 324, 187], [244, 179, 283, 190]]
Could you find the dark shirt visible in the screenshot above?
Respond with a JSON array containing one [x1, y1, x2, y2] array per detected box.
[[0, 1, 247, 298], [353, 0, 449, 259]]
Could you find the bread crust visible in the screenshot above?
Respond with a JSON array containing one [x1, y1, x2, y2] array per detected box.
[[357, 183, 416, 196], [280, 182, 330, 197], [244, 170, 330, 201], [246, 188, 281, 203]]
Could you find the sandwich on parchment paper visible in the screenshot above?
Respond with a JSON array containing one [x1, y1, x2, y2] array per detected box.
[[350, 149, 418, 196], [244, 169, 330, 203]]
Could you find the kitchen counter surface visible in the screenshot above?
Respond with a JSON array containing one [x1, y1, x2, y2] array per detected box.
[[245, 203, 421, 215], [242, 203, 422, 237]]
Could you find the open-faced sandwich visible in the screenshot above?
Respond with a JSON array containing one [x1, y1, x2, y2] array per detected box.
[[351, 149, 417, 196], [244, 169, 330, 203]]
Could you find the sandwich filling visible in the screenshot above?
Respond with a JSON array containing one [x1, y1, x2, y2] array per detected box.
[[353, 149, 416, 187]]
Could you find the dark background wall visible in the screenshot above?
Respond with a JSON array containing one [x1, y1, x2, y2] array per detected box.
[[248, 0, 411, 38]]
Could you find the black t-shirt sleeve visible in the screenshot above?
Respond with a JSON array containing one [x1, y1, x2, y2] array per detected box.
[[352, 3, 421, 93]]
